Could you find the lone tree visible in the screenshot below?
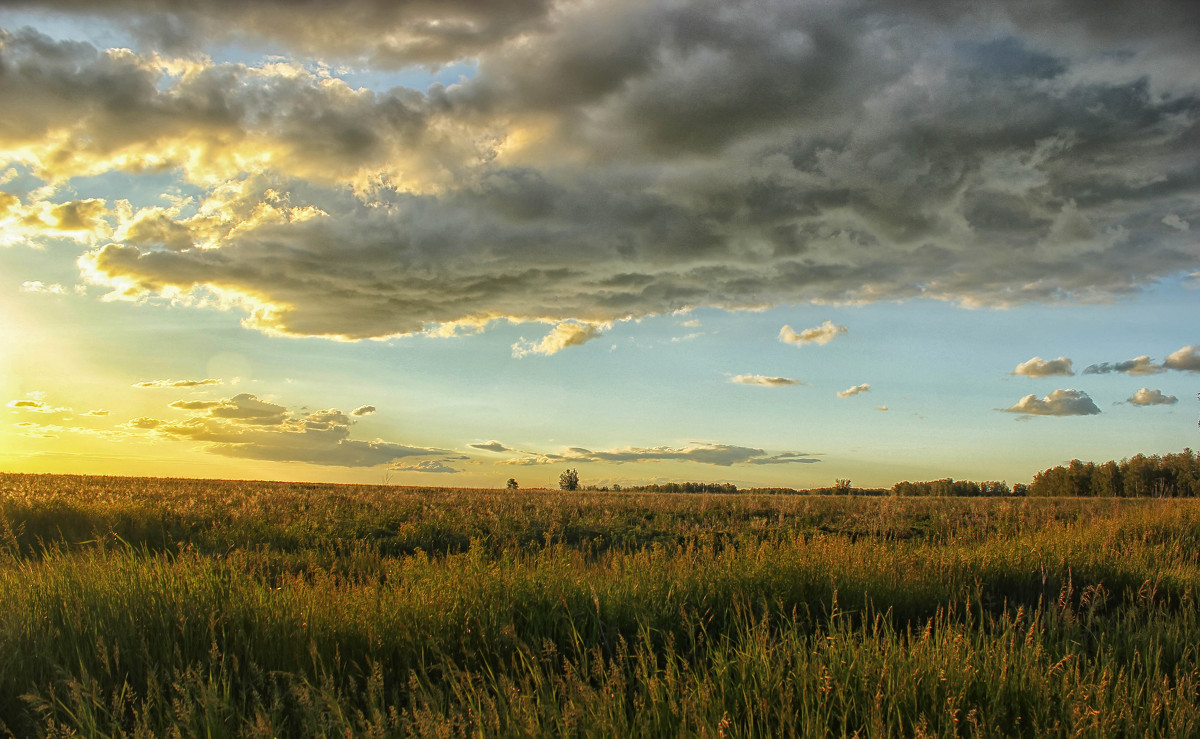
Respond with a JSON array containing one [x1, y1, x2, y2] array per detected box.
[[559, 468, 580, 491], [834, 478, 853, 493], [506, 478, 519, 490]]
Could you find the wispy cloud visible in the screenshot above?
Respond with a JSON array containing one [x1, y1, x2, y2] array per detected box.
[[730, 374, 803, 387], [837, 383, 870, 398], [491, 441, 819, 467], [1126, 388, 1178, 406], [1012, 356, 1074, 377], [133, 379, 223, 389], [1003, 389, 1101, 417], [1083, 356, 1164, 376], [470, 441, 512, 453], [389, 460, 460, 474], [6, 397, 70, 413], [779, 321, 847, 347], [20, 280, 69, 295]]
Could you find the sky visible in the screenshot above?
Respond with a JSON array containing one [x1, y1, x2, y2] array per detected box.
[[0, 0, 1197, 490]]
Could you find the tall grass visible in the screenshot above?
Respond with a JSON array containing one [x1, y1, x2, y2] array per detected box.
[[0, 474, 1197, 737]]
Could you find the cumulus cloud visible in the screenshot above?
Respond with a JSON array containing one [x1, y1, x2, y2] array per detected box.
[[730, 374, 803, 387], [1003, 389, 1101, 417], [1164, 345, 1200, 372], [1127, 388, 1178, 406], [134, 378, 223, 388], [4, 2, 1200, 342], [1083, 356, 1164, 376], [1012, 356, 1074, 377], [133, 392, 448, 467], [512, 321, 605, 357], [351, 405, 377, 416], [837, 383, 870, 398], [779, 321, 847, 347]]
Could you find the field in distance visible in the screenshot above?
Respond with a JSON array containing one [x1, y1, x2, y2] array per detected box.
[[1, 473, 1197, 737]]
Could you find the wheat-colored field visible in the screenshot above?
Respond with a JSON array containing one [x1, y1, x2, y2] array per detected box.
[[1, 473, 1197, 737]]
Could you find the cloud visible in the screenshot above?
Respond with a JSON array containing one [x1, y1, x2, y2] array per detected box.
[[20, 280, 69, 295], [499, 442, 819, 467], [1012, 356, 1074, 377], [745, 451, 822, 466], [876, 405, 888, 411], [470, 441, 512, 453], [779, 321, 847, 347], [1164, 345, 1200, 372], [837, 383, 870, 398], [498, 455, 560, 467], [83, 409, 111, 416], [512, 321, 605, 357], [14, 0, 554, 67], [1083, 356, 1164, 376], [168, 400, 221, 411], [204, 393, 289, 425], [730, 374, 803, 387], [6, 396, 70, 413], [1003, 389, 1101, 417], [351, 405, 377, 416], [136, 392, 446, 467], [389, 460, 460, 474], [1162, 214, 1190, 232], [134, 378, 223, 388], [126, 417, 164, 430], [5, 3, 1200, 342], [1127, 388, 1178, 406]]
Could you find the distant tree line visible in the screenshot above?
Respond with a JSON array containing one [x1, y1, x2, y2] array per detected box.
[[1027, 450, 1200, 497], [534, 450, 1200, 498], [615, 481, 739, 494], [890, 479, 1021, 497]]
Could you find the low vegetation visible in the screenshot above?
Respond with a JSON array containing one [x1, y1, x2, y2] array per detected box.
[[1, 472, 1197, 737]]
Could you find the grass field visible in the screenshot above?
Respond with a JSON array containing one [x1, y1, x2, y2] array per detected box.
[[1, 473, 1197, 737]]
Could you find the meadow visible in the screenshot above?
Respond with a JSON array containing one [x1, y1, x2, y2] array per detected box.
[[0, 473, 1197, 737]]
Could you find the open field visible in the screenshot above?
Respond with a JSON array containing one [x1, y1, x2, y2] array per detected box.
[[1, 473, 1198, 737]]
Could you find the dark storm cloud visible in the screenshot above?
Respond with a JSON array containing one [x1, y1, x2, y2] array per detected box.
[[4, 1, 1199, 343], [1, 0, 554, 66]]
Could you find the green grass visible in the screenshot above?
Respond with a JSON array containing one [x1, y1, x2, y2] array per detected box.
[[1, 473, 1197, 737]]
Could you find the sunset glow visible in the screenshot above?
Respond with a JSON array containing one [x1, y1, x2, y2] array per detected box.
[[1, 2, 1197, 488]]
